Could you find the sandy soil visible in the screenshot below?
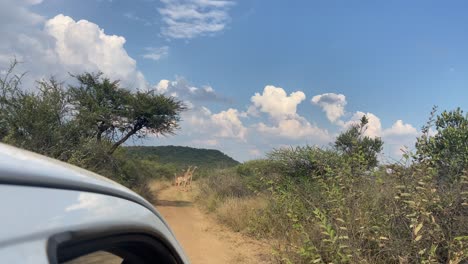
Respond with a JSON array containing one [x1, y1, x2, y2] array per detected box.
[[151, 181, 273, 264]]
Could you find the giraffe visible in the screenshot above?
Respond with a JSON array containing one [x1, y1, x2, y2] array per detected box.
[[182, 166, 198, 191], [175, 166, 192, 189]]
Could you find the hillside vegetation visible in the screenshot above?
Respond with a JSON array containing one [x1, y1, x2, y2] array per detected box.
[[125, 145, 239, 169], [198, 109, 468, 264]]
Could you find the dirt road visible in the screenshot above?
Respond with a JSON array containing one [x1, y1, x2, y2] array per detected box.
[[151, 181, 272, 264]]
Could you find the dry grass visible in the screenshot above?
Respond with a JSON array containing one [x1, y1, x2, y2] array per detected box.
[[197, 159, 468, 263], [214, 196, 267, 233]]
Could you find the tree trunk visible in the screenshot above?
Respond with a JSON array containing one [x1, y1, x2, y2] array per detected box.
[[108, 126, 138, 155]]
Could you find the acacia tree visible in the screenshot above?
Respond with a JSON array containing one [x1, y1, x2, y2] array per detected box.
[[0, 61, 72, 156], [334, 115, 384, 170], [0, 59, 25, 140], [69, 72, 186, 154]]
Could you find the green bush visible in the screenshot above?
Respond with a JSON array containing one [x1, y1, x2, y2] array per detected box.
[[416, 107, 468, 183], [198, 109, 467, 263], [230, 151, 465, 263], [198, 168, 254, 201], [268, 146, 343, 178]]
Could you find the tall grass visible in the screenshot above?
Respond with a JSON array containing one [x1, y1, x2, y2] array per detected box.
[[196, 168, 270, 234], [197, 148, 468, 263]]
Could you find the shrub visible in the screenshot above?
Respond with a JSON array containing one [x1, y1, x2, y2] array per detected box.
[[199, 137, 467, 263], [268, 146, 343, 178], [416, 107, 468, 183], [198, 168, 254, 201], [258, 149, 468, 263]]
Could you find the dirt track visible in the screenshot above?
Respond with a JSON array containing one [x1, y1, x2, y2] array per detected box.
[[151, 181, 272, 264]]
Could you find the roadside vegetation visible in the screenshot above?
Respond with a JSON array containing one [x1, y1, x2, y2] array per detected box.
[[198, 110, 468, 263], [0, 60, 186, 202]]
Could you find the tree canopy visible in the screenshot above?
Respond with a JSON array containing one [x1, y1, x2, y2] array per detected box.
[[69, 72, 186, 154], [416, 107, 468, 182], [0, 62, 186, 157], [334, 115, 384, 170]]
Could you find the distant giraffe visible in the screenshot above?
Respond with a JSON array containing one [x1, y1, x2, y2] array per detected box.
[[175, 166, 192, 189], [182, 166, 198, 191], [174, 168, 187, 186]]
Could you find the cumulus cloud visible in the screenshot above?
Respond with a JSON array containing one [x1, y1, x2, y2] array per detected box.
[[143, 46, 169, 61], [182, 106, 213, 131], [382, 120, 419, 158], [342, 111, 383, 138], [155, 79, 170, 93], [311, 93, 347, 123], [251, 85, 306, 120], [158, 0, 235, 39], [249, 85, 331, 143], [158, 100, 330, 160], [342, 112, 418, 139], [0, 2, 148, 90], [211, 108, 247, 140], [257, 117, 331, 142], [44, 14, 147, 89], [154, 77, 229, 103], [383, 120, 418, 137], [177, 105, 246, 141]]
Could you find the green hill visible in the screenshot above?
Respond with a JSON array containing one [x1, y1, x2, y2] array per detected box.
[[125, 145, 240, 169]]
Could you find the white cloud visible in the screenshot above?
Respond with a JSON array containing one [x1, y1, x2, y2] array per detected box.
[[342, 111, 383, 138], [154, 77, 229, 103], [251, 85, 306, 120], [155, 79, 170, 93], [177, 105, 246, 141], [342, 112, 418, 140], [249, 85, 331, 144], [0, 2, 148, 90], [381, 120, 418, 160], [183, 106, 212, 130], [45, 14, 147, 89], [383, 120, 418, 137], [143, 46, 169, 61], [158, 0, 235, 39], [311, 93, 347, 123], [211, 108, 247, 140], [257, 117, 331, 141]]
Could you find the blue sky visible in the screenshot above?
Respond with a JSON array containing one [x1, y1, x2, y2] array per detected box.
[[2, 0, 467, 161]]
